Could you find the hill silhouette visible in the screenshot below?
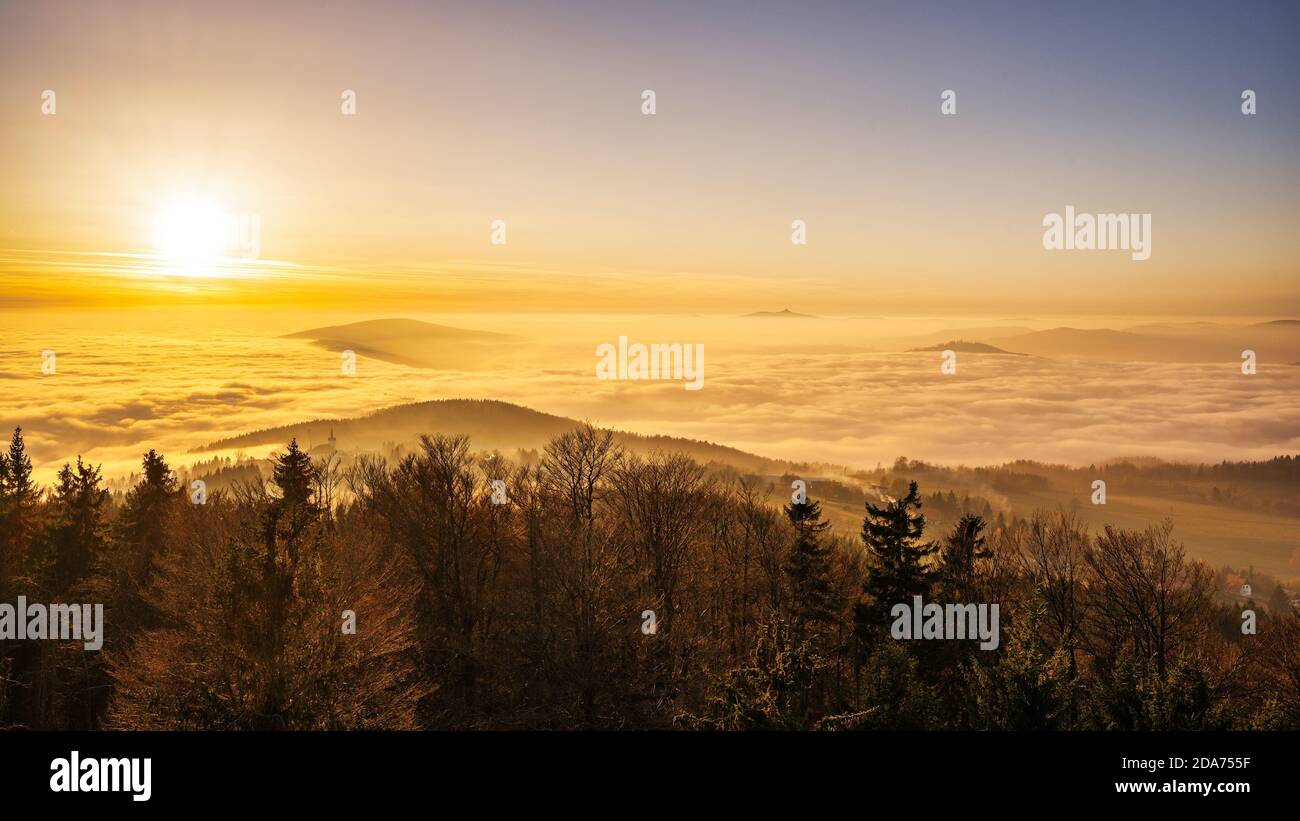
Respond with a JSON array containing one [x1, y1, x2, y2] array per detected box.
[[284, 318, 516, 369], [195, 398, 789, 472], [743, 308, 814, 318], [906, 340, 1026, 355], [986, 322, 1300, 363]]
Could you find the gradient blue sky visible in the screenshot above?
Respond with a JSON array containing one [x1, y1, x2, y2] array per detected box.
[[1, 0, 1297, 314]]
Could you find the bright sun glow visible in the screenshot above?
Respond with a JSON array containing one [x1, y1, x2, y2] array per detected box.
[[152, 197, 228, 268]]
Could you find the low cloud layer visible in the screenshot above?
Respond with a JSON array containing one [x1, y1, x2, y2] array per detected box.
[[3, 312, 1298, 483]]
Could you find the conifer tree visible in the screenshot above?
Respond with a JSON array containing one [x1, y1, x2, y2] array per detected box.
[[109, 442, 426, 729], [938, 513, 991, 601], [0, 427, 36, 593], [272, 438, 317, 515], [18, 455, 110, 728], [782, 497, 836, 638], [244, 439, 325, 724], [4, 427, 34, 503], [855, 481, 937, 643], [0, 447, 8, 596], [110, 450, 181, 636], [114, 450, 178, 569], [42, 457, 110, 593]]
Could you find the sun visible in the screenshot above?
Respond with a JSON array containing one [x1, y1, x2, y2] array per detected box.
[[152, 196, 228, 268]]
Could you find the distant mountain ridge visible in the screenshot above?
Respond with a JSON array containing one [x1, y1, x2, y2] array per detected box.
[[284, 318, 516, 370], [882, 319, 1300, 364], [743, 308, 814, 318], [283, 317, 509, 342], [983, 322, 1300, 363], [906, 340, 1026, 355], [195, 398, 789, 472]]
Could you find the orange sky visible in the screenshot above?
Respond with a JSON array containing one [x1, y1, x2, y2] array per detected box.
[[1, 1, 1298, 315]]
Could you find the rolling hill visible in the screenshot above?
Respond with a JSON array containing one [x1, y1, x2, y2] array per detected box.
[[190, 397, 1300, 581], [984, 321, 1300, 363], [905, 340, 1027, 355], [195, 398, 791, 472], [743, 308, 815, 318], [283, 318, 517, 370]]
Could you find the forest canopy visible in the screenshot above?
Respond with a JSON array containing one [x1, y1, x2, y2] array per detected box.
[[0, 424, 1296, 731]]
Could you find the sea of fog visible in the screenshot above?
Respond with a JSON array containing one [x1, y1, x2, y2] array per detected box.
[[2, 308, 1298, 482]]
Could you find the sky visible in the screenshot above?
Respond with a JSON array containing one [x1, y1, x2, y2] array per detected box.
[[2, 1, 1299, 480], [1, 0, 1298, 315]]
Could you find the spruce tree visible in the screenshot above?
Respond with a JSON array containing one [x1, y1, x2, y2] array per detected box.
[[4, 427, 34, 502], [0, 427, 36, 592], [43, 457, 110, 593], [939, 513, 991, 601], [272, 438, 317, 515], [782, 498, 836, 638], [115, 450, 177, 561], [21, 456, 110, 730], [109, 441, 425, 729], [0, 444, 9, 595], [110, 450, 180, 631], [262, 438, 320, 557], [855, 480, 937, 643], [241, 440, 325, 726]]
